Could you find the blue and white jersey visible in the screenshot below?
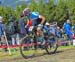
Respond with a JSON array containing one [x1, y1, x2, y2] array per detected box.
[[27, 12, 41, 26], [30, 12, 40, 20]]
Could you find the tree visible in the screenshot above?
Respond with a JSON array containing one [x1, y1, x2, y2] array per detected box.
[[0, 0, 75, 26]]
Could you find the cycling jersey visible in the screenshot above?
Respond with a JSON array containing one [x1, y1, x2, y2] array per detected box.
[[27, 19, 32, 27], [27, 12, 41, 26], [30, 12, 40, 19]]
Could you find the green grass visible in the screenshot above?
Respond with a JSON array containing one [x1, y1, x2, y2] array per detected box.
[[58, 46, 75, 50], [0, 46, 75, 61]]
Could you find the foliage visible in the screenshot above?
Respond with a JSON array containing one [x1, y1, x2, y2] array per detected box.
[[0, 0, 75, 27]]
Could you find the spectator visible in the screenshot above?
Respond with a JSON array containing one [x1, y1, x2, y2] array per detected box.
[[43, 22, 50, 35], [56, 26, 62, 38], [0, 16, 7, 51], [8, 16, 19, 51], [19, 14, 27, 37], [63, 19, 73, 45], [49, 22, 56, 36], [14, 21, 20, 45], [73, 24, 75, 39], [48, 22, 56, 43]]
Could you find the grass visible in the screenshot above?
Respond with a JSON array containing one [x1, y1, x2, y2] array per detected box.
[[58, 46, 75, 50], [0, 46, 75, 62]]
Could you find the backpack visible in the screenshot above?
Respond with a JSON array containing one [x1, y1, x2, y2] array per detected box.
[[8, 22, 15, 35], [14, 21, 19, 33]]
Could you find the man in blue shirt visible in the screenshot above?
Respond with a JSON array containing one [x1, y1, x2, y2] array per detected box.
[[64, 19, 72, 45], [0, 17, 6, 37], [0, 16, 7, 51], [0, 16, 6, 41]]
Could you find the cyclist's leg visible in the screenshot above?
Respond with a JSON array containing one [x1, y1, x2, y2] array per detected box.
[[33, 36, 37, 49], [32, 27, 37, 49]]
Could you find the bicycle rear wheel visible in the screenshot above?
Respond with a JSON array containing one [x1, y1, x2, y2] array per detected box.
[[45, 38, 58, 54]]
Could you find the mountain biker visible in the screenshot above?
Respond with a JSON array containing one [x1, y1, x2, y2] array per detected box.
[[22, 8, 46, 45], [23, 8, 46, 27]]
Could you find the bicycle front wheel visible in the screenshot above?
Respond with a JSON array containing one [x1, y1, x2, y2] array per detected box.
[[19, 36, 35, 58]]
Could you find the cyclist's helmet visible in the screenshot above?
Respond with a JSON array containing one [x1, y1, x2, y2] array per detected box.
[[23, 8, 30, 16]]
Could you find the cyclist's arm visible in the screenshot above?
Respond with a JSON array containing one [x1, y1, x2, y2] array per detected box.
[[26, 20, 29, 26], [39, 15, 45, 25]]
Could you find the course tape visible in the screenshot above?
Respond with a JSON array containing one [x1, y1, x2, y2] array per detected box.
[[0, 43, 41, 48], [0, 41, 69, 48]]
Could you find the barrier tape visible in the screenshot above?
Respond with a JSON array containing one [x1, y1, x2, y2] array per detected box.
[[0, 41, 69, 48], [0, 42, 41, 48]]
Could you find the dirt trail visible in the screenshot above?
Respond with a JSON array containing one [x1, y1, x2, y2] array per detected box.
[[0, 48, 75, 62]]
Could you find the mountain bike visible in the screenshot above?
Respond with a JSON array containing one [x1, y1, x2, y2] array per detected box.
[[19, 26, 58, 58]]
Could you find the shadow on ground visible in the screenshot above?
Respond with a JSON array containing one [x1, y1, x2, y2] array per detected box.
[[22, 51, 63, 59]]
